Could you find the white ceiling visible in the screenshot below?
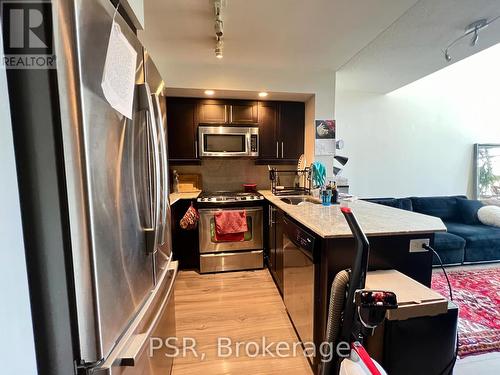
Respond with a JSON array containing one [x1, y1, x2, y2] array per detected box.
[[337, 0, 500, 93], [165, 87, 313, 102], [139, 0, 419, 94]]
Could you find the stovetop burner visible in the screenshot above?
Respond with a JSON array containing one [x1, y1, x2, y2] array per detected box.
[[197, 191, 265, 204]]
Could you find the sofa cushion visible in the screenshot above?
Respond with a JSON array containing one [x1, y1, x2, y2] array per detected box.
[[410, 196, 466, 221], [432, 232, 465, 265], [456, 198, 483, 225], [365, 198, 413, 211], [433, 232, 466, 251], [478, 205, 500, 228], [445, 222, 500, 262]]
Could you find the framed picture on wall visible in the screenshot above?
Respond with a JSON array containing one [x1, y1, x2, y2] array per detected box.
[[473, 144, 500, 200], [315, 120, 336, 156], [315, 120, 336, 139]]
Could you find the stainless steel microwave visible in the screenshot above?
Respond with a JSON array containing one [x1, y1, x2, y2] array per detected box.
[[198, 126, 259, 157]]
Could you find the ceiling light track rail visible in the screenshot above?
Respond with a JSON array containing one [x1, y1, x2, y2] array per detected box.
[[443, 15, 500, 62]]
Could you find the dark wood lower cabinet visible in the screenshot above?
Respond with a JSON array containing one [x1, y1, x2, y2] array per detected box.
[[171, 199, 199, 270], [267, 204, 284, 294]]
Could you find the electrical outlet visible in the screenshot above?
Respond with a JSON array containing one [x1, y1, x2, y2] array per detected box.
[[409, 238, 430, 253]]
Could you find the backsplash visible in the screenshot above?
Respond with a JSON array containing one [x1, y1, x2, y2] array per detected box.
[[171, 159, 296, 192]]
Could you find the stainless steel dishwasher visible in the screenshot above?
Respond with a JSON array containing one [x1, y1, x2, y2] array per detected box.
[[283, 216, 316, 355]]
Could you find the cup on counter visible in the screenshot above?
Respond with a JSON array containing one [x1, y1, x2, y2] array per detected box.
[[321, 189, 332, 206], [311, 188, 320, 199]]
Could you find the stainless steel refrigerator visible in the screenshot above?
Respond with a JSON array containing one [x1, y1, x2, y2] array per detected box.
[[4, 0, 176, 374]]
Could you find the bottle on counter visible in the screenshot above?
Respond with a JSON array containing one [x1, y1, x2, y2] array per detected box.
[[172, 170, 179, 193], [331, 181, 339, 204]]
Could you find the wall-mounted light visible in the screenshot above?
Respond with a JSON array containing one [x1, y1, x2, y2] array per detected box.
[[258, 92, 268, 98], [204, 90, 215, 96]]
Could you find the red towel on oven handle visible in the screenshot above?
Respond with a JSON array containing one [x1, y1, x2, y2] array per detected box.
[[214, 210, 248, 234]]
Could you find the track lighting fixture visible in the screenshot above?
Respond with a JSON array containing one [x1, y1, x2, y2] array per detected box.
[[212, 0, 226, 59], [443, 16, 500, 62]]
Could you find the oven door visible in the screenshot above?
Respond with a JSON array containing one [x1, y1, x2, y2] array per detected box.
[[199, 207, 263, 253], [198, 126, 258, 157]]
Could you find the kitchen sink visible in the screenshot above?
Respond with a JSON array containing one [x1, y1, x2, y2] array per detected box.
[[280, 196, 321, 205]]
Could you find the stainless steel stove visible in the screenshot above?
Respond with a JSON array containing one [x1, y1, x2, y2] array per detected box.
[[197, 191, 265, 204], [197, 191, 264, 273]]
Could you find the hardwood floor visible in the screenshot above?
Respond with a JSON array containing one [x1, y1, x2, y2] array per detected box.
[[172, 269, 313, 375]]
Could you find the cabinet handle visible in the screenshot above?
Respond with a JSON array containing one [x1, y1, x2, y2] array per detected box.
[[276, 142, 279, 158], [229, 105, 232, 123], [281, 142, 284, 158], [195, 140, 198, 158]]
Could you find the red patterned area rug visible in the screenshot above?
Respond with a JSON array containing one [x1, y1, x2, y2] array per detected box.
[[432, 267, 500, 358]]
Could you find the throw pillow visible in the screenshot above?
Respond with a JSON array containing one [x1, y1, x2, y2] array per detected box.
[[477, 206, 500, 228], [456, 198, 484, 225]]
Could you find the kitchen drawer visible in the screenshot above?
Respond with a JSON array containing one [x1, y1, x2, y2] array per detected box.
[[200, 250, 263, 273]]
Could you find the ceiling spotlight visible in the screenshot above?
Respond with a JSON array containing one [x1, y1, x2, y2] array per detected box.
[[444, 50, 452, 62], [204, 90, 215, 96], [258, 92, 268, 98], [215, 18, 223, 38], [215, 37, 223, 59]]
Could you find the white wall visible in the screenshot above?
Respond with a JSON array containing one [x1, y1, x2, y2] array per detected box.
[[336, 42, 500, 198], [0, 37, 38, 373]]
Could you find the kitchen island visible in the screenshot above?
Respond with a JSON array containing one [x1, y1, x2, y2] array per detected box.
[[260, 190, 445, 238], [260, 190, 447, 374]]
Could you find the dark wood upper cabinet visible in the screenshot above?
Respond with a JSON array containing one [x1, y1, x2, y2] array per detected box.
[[229, 102, 258, 124], [198, 101, 227, 123], [257, 101, 305, 163], [166, 97, 199, 162], [258, 102, 278, 159], [199, 100, 258, 124], [279, 102, 305, 161], [166, 97, 304, 164]]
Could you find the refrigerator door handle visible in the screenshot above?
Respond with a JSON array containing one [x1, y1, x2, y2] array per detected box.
[[152, 94, 168, 249], [139, 83, 161, 254], [118, 262, 178, 366]]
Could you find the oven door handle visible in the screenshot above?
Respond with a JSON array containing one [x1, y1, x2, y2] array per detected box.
[[198, 207, 263, 214]]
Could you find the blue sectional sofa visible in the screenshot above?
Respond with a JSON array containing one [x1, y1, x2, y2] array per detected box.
[[365, 196, 500, 266]]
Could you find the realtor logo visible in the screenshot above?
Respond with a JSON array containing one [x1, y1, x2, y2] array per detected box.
[[1, 1, 56, 69]]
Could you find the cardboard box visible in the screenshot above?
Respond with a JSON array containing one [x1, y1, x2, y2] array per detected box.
[[365, 270, 448, 321]]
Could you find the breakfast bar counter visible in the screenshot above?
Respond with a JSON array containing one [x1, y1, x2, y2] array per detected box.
[[259, 190, 446, 238]]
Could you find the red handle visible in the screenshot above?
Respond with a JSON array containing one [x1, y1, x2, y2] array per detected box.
[[351, 342, 382, 375]]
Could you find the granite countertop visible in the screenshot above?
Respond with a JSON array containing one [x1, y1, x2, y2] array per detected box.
[[169, 191, 201, 205], [259, 190, 446, 239]]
